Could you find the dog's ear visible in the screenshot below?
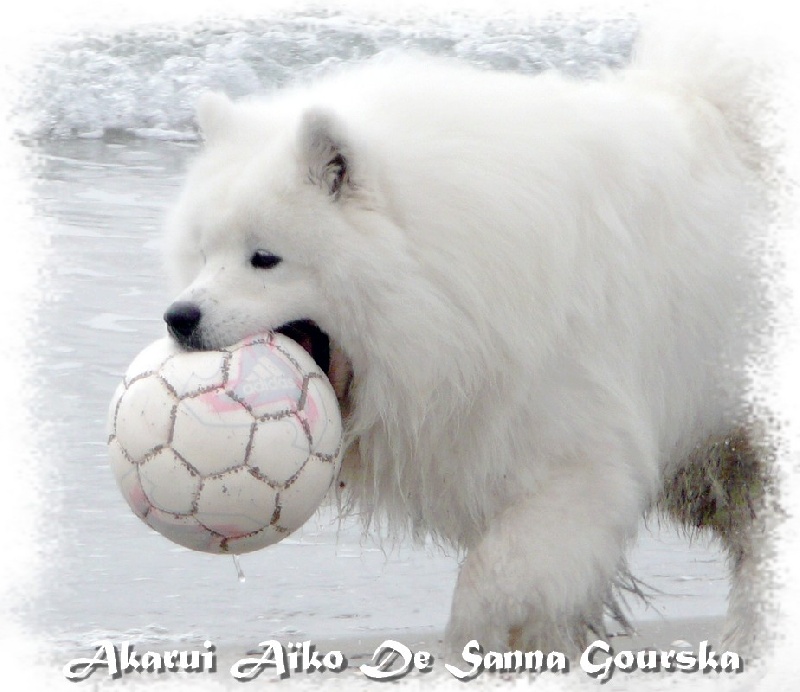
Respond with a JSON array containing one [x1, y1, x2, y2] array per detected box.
[[196, 91, 234, 145], [298, 108, 352, 200]]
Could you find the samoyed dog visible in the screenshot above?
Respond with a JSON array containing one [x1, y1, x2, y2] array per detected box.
[[163, 28, 771, 654]]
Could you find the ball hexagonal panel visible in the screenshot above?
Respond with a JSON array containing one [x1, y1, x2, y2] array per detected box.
[[159, 349, 229, 399], [275, 455, 336, 531], [108, 438, 149, 519], [248, 415, 311, 484], [145, 507, 213, 552], [172, 392, 254, 476], [224, 525, 287, 555], [195, 467, 279, 537], [114, 374, 176, 463], [138, 448, 200, 515]]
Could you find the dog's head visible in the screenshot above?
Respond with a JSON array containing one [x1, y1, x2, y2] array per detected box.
[[163, 79, 483, 433], [163, 92, 366, 402]]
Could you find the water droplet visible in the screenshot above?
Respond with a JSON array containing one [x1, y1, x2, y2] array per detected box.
[[232, 554, 245, 583]]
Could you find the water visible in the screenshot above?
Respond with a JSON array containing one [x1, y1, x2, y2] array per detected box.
[[20, 10, 728, 657], [232, 555, 246, 583], [17, 12, 636, 140]]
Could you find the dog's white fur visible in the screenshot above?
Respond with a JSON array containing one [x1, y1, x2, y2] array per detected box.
[[165, 30, 767, 653]]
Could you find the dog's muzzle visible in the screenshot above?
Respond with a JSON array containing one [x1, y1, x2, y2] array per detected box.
[[163, 302, 352, 409], [162, 303, 332, 376], [164, 301, 203, 347]]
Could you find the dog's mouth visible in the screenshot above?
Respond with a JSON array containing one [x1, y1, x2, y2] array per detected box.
[[164, 303, 353, 407], [275, 319, 353, 408], [276, 319, 331, 373]]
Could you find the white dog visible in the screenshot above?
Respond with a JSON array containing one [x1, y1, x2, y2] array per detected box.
[[163, 28, 771, 654]]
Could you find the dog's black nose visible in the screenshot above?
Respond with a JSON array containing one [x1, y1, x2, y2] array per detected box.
[[164, 301, 202, 340]]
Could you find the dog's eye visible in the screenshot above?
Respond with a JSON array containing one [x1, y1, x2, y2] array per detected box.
[[250, 250, 282, 270]]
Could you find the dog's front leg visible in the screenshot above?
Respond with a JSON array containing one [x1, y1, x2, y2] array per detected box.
[[443, 463, 648, 655]]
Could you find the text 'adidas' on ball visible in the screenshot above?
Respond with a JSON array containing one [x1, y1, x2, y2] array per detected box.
[[107, 333, 343, 555]]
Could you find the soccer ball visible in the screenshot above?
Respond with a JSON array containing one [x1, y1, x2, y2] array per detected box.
[[107, 333, 343, 555]]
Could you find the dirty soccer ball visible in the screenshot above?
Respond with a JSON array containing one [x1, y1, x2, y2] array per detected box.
[[107, 333, 343, 555]]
